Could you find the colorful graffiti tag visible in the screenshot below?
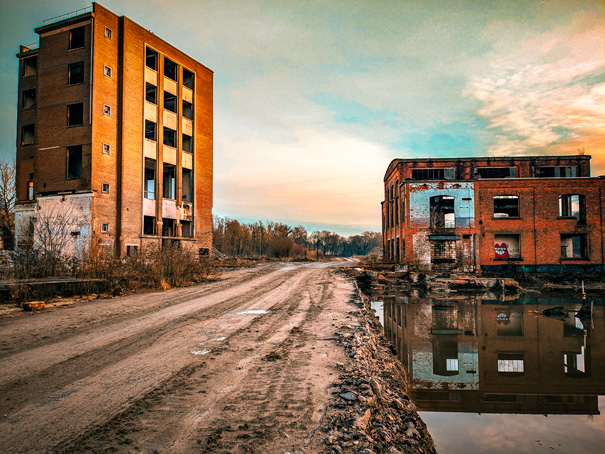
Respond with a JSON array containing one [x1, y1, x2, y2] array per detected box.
[[495, 243, 509, 258]]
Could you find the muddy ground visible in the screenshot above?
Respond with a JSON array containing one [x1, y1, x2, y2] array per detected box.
[[0, 261, 434, 454]]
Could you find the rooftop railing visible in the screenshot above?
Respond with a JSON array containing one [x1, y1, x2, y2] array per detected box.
[[43, 6, 92, 26], [20, 42, 40, 53]]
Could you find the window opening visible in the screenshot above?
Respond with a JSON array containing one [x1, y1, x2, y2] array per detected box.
[[21, 124, 35, 145], [144, 158, 155, 199], [103, 104, 111, 116], [143, 216, 156, 235], [164, 91, 177, 113], [498, 353, 524, 374], [67, 103, 84, 126], [67, 145, 83, 179], [162, 219, 175, 236], [68, 61, 84, 84], [127, 245, 138, 257], [477, 167, 516, 178], [430, 195, 455, 229], [183, 68, 194, 89], [69, 26, 85, 50], [496, 310, 523, 336], [412, 168, 455, 180], [27, 181, 34, 200], [182, 100, 193, 119], [163, 127, 176, 148], [494, 234, 521, 259], [538, 166, 577, 178], [494, 195, 519, 218], [559, 194, 586, 224], [22, 89, 36, 109], [431, 240, 457, 263], [182, 134, 193, 153], [145, 47, 158, 70], [164, 58, 177, 81], [103, 65, 112, 77], [101, 223, 109, 233], [104, 27, 112, 39], [181, 220, 193, 238], [23, 56, 37, 77], [102, 183, 110, 193], [182, 168, 192, 202], [163, 164, 176, 199], [103, 143, 111, 154], [146, 83, 157, 104], [145, 120, 157, 141], [561, 234, 587, 259]]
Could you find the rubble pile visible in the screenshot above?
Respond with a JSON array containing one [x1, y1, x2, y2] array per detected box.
[[317, 279, 437, 454]]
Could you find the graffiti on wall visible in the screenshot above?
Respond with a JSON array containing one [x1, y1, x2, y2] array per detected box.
[[495, 243, 509, 259]]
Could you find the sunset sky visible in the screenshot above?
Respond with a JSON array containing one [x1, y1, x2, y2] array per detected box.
[[0, 0, 603, 235]]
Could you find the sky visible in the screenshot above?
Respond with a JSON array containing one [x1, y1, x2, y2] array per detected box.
[[0, 0, 603, 236]]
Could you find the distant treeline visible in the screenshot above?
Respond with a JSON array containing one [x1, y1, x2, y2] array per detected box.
[[212, 216, 382, 259]]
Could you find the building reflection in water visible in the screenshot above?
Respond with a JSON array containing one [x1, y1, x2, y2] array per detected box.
[[383, 294, 604, 415]]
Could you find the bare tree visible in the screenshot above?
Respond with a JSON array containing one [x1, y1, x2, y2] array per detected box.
[[0, 161, 16, 250]]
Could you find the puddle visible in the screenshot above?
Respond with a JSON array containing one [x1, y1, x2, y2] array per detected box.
[[236, 310, 269, 315], [373, 288, 605, 453], [192, 349, 212, 356]]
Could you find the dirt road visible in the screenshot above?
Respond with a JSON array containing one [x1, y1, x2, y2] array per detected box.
[[0, 261, 361, 453]]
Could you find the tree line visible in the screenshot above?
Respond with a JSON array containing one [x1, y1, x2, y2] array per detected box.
[[212, 216, 382, 259]]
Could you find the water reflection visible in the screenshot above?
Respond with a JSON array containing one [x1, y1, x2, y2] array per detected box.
[[381, 292, 605, 453]]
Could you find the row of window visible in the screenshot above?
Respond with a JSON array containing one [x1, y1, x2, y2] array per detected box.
[[145, 47, 195, 89], [408, 166, 579, 181], [144, 157, 193, 202], [145, 82, 193, 119], [144, 120, 193, 152]]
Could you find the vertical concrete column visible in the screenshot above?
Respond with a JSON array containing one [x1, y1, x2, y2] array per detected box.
[[155, 53, 164, 237], [175, 65, 183, 238]]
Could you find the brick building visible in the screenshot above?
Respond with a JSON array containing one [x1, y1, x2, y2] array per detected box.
[[15, 3, 213, 257], [382, 155, 605, 272]]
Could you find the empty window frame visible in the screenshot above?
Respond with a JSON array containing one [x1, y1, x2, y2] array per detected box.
[[145, 47, 158, 70], [163, 127, 176, 148], [478, 167, 516, 178], [182, 168, 192, 202], [67, 102, 84, 126], [22, 89, 36, 109], [181, 220, 193, 238], [103, 104, 111, 116], [537, 166, 577, 178], [183, 68, 194, 89], [27, 181, 34, 200], [68, 61, 84, 85], [182, 133, 193, 153], [102, 183, 110, 193], [145, 120, 157, 141], [143, 216, 156, 235], [146, 83, 157, 104], [493, 195, 520, 218], [104, 27, 112, 39], [494, 234, 521, 259], [164, 91, 177, 113], [430, 240, 457, 263], [103, 65, 112, 77], [163, 164, 176, 199], [182, 100, 193, 119], [101, 222, 109, 233], [561, 234, 588, 259], [412, 168, 455, 180], [21, 124, 35, 145], [498, 353, 524, 374], [102, 143, 111, 154], [22, 56, 37, 77], [559, 194, 586, 223], [67, 145, 83, 179], [144, 158, 155, 199], [126, 245, 138, 257], [496, 310, 524, 336], [164, 58, 177, 81], [430, 195, 455, 229], [69, 26, 85, 50]]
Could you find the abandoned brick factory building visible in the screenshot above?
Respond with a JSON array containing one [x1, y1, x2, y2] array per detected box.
[[382, 155, 605, 272], [14, 3, 213, 257]]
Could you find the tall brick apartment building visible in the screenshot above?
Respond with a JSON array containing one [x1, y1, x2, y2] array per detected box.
[[15, 3, 213, 257], [382, 155, 605, 272]]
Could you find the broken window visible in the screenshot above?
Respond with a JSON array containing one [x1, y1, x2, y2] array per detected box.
[[183, 68, 194, 89], [182, 134, 193, 153], [498, 353, 524, 374], [181, 220, 193, 238], [182, 168, 192, 202], [22, 56, 37, 77], [537, 166, 577, 178], [561, 234, 587, 259], [164, 91, 177, 113], [493, 195, 519, 218], [27, 181, 34, 200], [412, 168, 455, 180], [145, 120, 157, 141], [494, 234, 521, 259], [146, 47, 158, 70], [564, 349, 586, 377], [67, 145, 82, 179], [477, 167, 516, 178], [146, 83, 157, 104], [22, 89, 36, 109], [164, 58, 177, 81], [162, 218, 175, 236], [163, 127, 176, 148], [21, 124, 35, 145], [143, 216, 156, 235], [104, 27, 112, 39], [430, 240, 457, 263], [496, 310, 523, 336], [68, 61, 84, 85], [126, 245, 138, 257], [144, 158, 155, 199], [559, 194, 586, 224], [69, 26, 85, 50], [101, 223, 109, 233], [163, 163, 176, 199], [432, 341, 459, 376], [67, 102, 84, 126], [182, 100, 193, 119], [430, 196, 455, 229]]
